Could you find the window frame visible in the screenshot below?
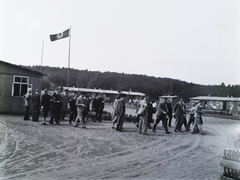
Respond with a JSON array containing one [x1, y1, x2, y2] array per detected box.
[[12, 75, 30, 97]]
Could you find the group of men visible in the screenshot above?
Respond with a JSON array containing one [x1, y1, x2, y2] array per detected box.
[[119, 96, 204, 135], [22, 87, 105, 127], [22, 88, 41, 122], [22, 87, 204, 135]]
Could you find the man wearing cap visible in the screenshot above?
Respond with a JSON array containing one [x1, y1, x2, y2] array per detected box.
[[152, 97, 171, 134], [22, 89, 32, 120]]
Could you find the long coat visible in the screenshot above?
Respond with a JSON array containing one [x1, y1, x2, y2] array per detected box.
[[32, 93, 40, 108], [156, 101, 168, 117], [112, 98, 125, 125], [174, 102, 186, 117]]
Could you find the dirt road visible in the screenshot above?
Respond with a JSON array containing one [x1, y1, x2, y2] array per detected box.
[[0, 110, 240, 180]]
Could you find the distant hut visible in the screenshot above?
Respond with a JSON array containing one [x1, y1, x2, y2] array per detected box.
[[159, 95, 178, 105], [189, 96, 240, 115], [62, 87, 145, 104]]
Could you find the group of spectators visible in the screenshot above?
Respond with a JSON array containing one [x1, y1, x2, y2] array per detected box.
[[22, 87, 105, 127]]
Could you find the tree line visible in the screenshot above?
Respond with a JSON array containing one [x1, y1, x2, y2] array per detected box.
[[24, 65, 240, 101]]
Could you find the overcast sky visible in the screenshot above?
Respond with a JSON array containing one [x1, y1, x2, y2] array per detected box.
[[1, 0, 240, 85]]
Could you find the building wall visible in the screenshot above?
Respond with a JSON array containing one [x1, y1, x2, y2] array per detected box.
[[0, 74, 14, 113], [0, 63, 43, 114]]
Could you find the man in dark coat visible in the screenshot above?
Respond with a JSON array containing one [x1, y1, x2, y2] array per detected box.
[[32, 89, 41, 122], [96, 94, 104, 122], [61, 89, 70, 120], [69, 92, 77, 124], [167, 99, 173, 127], [49, 87, 62, 125], [174, 98, 186, 132], [41, 89, 53, 125], [147, 99, 154, 129], [152, 97, 171, 134]]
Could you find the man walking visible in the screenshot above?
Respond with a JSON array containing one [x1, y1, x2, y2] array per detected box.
[[147, 99, 154, 129], [191, 101, 204, 134], [167, 99, 173, 127], [137, 96, 149, 135], [186, 102, 195, 131], [174, 98, 186, 132], [112, 93, 126, 131], [73, 93, 86, 128], [152, 97, 171, 134]]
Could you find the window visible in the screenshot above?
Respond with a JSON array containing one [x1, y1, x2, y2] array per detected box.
[[12, 76, 31, 97]]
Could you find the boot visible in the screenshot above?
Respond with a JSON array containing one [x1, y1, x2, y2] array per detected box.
[[164, 125, 171, 134], [152, 124, 157, 133], [116, 124, 120, 131]]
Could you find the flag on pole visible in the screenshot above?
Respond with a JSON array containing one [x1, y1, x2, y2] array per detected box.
[[50, 29, 70, 41]]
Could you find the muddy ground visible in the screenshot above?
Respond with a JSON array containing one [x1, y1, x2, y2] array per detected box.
[[0, 105, 240, 180]]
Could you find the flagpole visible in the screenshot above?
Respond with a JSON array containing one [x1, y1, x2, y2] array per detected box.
[[67, 26, 71, 89], [41, 41, 44, 87], [41, 41, 44, 70]]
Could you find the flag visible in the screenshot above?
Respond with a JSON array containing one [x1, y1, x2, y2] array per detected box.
[[50, 29, 70, 42]]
